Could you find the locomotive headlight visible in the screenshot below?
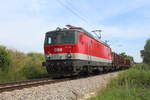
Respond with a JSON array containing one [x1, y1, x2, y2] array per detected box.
[[46, 54, 51, 60], [67, 53, 72, 58]]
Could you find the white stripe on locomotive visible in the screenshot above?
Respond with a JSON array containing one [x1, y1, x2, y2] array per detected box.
[[45, 53, 112, 63]]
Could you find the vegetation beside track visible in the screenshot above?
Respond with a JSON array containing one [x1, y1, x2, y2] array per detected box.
[[88, 63, 150, 100], [0, 45, 48, 83]]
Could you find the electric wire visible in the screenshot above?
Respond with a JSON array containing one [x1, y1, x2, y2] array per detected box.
[[65, 0, 90, 23], [57, 0, 90, 24]]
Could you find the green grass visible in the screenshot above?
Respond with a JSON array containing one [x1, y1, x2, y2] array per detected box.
[[0, 46, 49, 83], [91, 87, 150, 100], [88, 63, 150, 100]]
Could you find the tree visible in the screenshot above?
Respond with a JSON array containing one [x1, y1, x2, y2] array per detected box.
[[119, 52, 134, 61], [141, 39, 150, 64], [0, 46, 11, 71]]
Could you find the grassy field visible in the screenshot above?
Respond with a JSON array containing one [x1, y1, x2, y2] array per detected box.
[[0, 46, 48, 83], [88, 63, 150, 100]]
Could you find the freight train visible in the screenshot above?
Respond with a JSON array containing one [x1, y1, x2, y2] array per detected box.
[[42, 25, 131, 77]]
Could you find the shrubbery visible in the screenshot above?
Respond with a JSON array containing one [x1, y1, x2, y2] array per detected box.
[[19, 52, 48, 79], [0, 45, 48, 83], [141, 39, 150, 64], [0, 46, 11, 72], [115, 63, 150, 88], [20, 65, 40, 79], [89, 63, 150, 100]]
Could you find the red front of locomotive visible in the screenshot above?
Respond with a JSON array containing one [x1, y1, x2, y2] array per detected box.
[[44, 29, 79, 60], [43, 29, 80, 76]]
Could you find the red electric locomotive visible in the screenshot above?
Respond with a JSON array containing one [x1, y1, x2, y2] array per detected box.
[[43, 25, 132, 77], [43, 25, 113, 77]]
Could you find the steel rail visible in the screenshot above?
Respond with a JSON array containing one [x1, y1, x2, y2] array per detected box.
[[0, 78, 70, 93]]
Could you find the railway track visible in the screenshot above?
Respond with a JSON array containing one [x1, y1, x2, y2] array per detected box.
[[0, 78, 70, 93], [0, 70, 123, 93]]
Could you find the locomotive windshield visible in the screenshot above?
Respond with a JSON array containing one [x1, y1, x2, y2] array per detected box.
[[45, 30, 77, 45]]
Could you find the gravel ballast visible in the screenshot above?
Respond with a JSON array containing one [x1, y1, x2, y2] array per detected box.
[[0, 72, 119, 100]]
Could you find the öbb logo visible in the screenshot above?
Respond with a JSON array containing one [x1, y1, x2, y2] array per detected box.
[[54, 48, 62, 52]]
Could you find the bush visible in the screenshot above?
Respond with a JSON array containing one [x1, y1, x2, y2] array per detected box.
[[0, 46, 48, 83], [117, 68, 150, 88], [20, 65, 40, 79], [107, 63, 150, 88], [133, 63, 150, 71], [0, 46, 11, 72], [89, 63, 150, 100], [141, 39, 150, 64], [18, 52, 47, 79], [27, 52, 44, 61]]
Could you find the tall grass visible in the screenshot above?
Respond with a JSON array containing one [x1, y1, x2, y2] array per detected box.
[[89, 63, 150, 100], [0, 46, 48, 83]]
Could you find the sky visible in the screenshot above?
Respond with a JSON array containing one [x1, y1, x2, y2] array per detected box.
[[0, 0, 150, 62]]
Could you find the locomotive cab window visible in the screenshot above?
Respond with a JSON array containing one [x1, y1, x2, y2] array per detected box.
[[47, 37, 52, 44], [45, 30, 77, 44]]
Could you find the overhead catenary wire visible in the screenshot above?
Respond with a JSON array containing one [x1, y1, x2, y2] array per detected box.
[[62, 0, 101, 29], [65, 0, 90, 22], [57, 0, 90, 24]]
